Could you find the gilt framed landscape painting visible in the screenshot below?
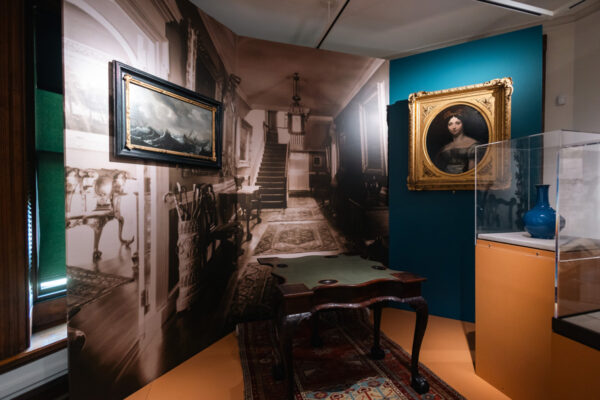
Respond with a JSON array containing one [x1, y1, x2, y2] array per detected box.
[[112, 61, 222, 168], [407, 78, 512, 191]]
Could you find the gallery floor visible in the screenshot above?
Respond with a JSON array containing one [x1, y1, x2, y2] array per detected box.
[[126, 308, 510, 400]]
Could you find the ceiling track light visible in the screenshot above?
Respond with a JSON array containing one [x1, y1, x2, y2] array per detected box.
[[476, 0, 553, 16], [569, 0, 587, 8], [316, 0, 351, 49]]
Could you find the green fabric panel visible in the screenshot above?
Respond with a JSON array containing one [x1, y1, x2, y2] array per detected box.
[[264, 255, 391, 290], [37, 151, 66, 284], [35, 89, 64, 153]]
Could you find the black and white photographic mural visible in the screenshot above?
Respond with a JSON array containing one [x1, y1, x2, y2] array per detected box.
[[63, 0, 389, 398]]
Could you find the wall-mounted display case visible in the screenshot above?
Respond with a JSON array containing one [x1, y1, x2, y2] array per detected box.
[[475, 130, 600, 349]]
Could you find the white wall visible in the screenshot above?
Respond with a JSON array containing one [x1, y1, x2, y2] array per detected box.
[[573, 10, 600, 132], [544, 9, 600, 132], [276, 111, 290, 144], [542, 10, 600, 214], [243, 109, 266, 185], [288, 151, 309, 191], [544, 22, 575, 131]]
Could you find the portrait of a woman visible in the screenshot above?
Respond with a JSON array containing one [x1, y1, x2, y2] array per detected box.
[[426, 105, 489, 174]]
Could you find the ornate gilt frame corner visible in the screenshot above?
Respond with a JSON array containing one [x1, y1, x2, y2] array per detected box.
[[407, 78, 513, 191]]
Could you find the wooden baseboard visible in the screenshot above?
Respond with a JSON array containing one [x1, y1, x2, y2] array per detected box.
[[0, 325, 67, 374], [33, 296, 67, 332], [13, 373, 68, 400]]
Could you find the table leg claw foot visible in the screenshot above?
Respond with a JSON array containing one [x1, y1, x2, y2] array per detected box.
[[310, 334, 323, 348], [370, 346, 385, 360], [272, 363, 284, 380], [411, 375, 429, 394]]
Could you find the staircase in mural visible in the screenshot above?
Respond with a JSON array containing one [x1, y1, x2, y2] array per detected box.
[[256, 131, 287, 209]]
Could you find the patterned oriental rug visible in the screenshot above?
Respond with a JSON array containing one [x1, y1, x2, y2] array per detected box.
[[67, 265, 134, 316], [238, 317, 466, 400], [253, 222, 339, 255], [228, 263, 277, 324], [263, 208, 325, 222]]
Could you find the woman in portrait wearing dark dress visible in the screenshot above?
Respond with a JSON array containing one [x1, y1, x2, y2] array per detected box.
[[434, 109, 480, 174]]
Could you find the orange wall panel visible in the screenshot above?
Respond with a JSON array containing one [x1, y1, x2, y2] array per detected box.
[[550, 333, 600, 400], [475, 240, 555, 400]]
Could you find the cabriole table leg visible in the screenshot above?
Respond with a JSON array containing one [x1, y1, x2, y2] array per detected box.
[[370, 303, 385, 359], [408, 296, 429, 394]]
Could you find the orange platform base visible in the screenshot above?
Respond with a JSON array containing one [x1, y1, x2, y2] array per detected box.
[[476, 239, 600, 400]]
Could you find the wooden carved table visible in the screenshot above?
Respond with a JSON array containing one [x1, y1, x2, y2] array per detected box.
[[237, 185, 261, 241], [257, 254, 429, 399]]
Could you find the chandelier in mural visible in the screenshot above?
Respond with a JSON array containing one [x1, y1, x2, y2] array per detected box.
[[287, 72, 310, 135]]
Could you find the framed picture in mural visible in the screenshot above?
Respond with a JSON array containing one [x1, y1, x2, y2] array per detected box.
[[236, 119, 251, 168], [112, 61, 222, 168], [313, 155, 322, 167], [407, 78, 513, 190], [360, 81, 388, 176]]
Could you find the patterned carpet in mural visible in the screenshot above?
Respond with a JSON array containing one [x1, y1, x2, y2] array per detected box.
[[253, 222, 339, 255], [288, 197, 320, 208], [67, 265, 134, 315], [238, 316, 466, 400], [227, 263, 276, 323], [262, 208, 325, 222]]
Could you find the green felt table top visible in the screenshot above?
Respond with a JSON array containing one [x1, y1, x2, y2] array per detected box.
[[258, 254, 401, 290]]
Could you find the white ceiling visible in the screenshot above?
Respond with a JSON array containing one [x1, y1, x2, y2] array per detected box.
[[191, 0, 600, 59], [234, 37, 381, 117]]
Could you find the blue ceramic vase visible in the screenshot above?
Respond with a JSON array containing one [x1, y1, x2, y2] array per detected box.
[[523, 184, 565, 239]]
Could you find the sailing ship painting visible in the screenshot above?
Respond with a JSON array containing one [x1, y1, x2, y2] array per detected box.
[[113, 61, 222, 168], [128, 80, 214, 157]]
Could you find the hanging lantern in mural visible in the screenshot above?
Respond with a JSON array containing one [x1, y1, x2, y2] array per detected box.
[[287, 72, 310, 135]]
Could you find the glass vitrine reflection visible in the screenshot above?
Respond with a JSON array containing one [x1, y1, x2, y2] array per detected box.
[[554, 142, 600, 349]]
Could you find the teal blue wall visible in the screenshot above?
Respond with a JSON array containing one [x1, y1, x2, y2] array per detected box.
[[389, 26, 543, 321]]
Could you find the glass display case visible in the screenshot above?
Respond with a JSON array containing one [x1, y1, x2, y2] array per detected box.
[[554, 141, 600, 349], [475, 130, 600, 349]]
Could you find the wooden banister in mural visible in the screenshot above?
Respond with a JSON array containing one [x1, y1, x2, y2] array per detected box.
[[285, 143, 289, 208], [263, 121, 269, 148], [289, 133, 304, 151]]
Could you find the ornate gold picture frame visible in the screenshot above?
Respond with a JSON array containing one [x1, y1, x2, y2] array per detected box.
[[407, 78, 512, 190]]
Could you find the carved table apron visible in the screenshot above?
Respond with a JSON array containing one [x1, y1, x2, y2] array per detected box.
[[257, 254, 429, 399]]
